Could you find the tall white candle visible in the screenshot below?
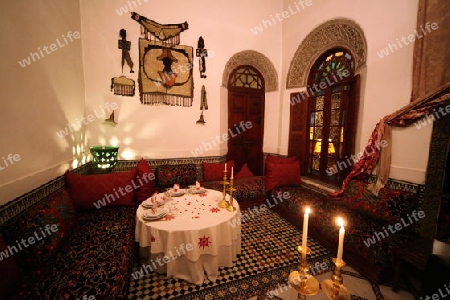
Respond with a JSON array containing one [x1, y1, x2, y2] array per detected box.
[[225, 163, 227, 172], [231, 167, 234, 179], [336, 217, 345, 263], [302, 207, 310, 253]]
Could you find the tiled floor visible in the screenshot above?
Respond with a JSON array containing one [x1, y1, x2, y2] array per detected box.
[[251, 266, 415, 300], [128, 209, 417, 299]]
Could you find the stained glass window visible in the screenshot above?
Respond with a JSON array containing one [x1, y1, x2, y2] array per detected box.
[[228, 66, 263, 89], [311, 51, 354, 91], [306, 48, 355, 184]]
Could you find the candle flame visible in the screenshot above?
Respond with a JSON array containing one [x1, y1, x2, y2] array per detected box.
[[305, 207, 311, 214], [337, 217, 344, 227]]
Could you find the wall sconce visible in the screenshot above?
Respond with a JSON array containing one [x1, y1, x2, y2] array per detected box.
[[90, 146, 119, 171]]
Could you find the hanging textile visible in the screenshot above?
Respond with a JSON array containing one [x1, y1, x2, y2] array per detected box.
[[411, 0, 450, 101], [131, 12, 188, 48], [111, 76, 135, 96], [330, 82, 450, 197], [138, 39, 193, 106], [131, 13, 193, 106]]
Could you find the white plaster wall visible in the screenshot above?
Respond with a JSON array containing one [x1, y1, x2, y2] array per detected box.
[[0, 0, 85, 204], [280, 0, 431, 183], [80, 0, 283, 160], [0, 0, 434, 205]]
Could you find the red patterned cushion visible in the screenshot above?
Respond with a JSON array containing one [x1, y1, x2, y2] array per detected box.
[[335, 179, 420, 223], [65, 169, 137, 210], [265, 154, 297, 166], [265, 157, 301, 192], [134, 158, 155, 203], [155, 164, 197, 188], [2, 189, 76, 273], [235, 163, 254, 178], [203, 160, 234, 181]]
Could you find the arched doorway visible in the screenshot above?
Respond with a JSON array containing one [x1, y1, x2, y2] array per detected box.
[[227, 65, 265, 175], [287, 18, 367, 186], [305, 48, 358, 185]]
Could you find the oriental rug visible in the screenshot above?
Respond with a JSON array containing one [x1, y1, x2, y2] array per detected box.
[[127, 209, 413, 300]]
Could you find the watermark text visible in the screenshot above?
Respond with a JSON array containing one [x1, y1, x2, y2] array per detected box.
[[18, 31, 80, 68]]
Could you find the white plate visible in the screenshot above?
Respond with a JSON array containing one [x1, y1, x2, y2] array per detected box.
[[191, 188, 206, 194], [143, 208, 167, 220], [143, 213, 167, 221], [170, 190, 185, 197], [142, 202, 155, 208], [142, 199, 165, 208]]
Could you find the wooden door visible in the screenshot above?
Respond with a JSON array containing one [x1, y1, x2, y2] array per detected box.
[[288, 92, 308, 170], [227, 66, 265, 175]]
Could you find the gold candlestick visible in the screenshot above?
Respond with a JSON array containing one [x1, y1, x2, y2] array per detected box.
[[321, 258, 350, 300], [288, 246, 319, 295], [218, 168, 229, 208], [227, 177, 236, 212]]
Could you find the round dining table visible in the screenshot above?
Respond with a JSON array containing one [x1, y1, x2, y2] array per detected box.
[[135, 188, 241, 284]]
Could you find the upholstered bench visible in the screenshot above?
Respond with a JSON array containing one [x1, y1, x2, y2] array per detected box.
[[0, 159, 154, 299], [270, 176, 424, 284], [0, 189, 137, 299], [201, 175, 266, 208], [153, 161, 268, 208]]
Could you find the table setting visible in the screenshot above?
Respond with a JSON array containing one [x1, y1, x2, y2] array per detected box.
[[135, 180, 241, 284]]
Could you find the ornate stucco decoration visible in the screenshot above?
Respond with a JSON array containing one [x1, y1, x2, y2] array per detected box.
[[222, 50, 278, 92], [286, 18, 367, 89]]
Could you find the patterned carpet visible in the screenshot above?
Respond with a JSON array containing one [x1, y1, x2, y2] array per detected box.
[[127, 209, 410, 300]]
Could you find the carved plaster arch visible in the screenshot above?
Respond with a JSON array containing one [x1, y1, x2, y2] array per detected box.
[[222, 50, 278, 92], [286, 18, 367, 88]]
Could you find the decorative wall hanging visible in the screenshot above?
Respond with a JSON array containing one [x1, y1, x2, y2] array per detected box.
[[104, 111, 118, 126], [110, 29, 135, 97], [118, 29, 134, 73], [138, 39, 193, 105], [131, 12, 193, 106], [196, 36, 207, 78], [200, 84, 208, 110], [196, 85, 208, 124], [196, 111, 206, 124], [111, 76, 135, 96], [131, 12, 188, 47]]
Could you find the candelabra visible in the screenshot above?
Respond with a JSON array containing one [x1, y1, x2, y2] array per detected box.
[[288, 246, 319, 296], [321, 258, 350, 300], [227, 177, 236, 212], [218, 168, 230, 208]]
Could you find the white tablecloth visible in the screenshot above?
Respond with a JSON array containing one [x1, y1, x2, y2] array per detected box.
[[135, 189, 241, 284]]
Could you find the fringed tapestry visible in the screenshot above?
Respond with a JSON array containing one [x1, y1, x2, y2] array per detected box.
[[132, 12, 188, 47], [138, 39, 193, 106], [111, 76, 135, 96], [131, 13, 193, 106]]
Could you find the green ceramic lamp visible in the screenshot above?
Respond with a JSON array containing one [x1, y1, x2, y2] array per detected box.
[[90, 146, 119, 171]]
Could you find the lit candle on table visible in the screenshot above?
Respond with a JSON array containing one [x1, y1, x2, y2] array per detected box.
[[336, 217, 345, 264], [225, 163, 227, 172], [302, 207, 310, 254], [231, 167, 234, 179]]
